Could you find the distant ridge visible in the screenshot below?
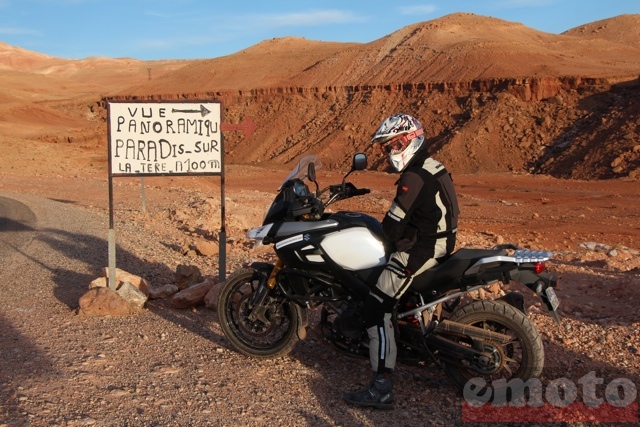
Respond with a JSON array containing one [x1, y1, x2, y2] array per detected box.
[[124, 12, 640, 95], [2, 13, 640, 94], [1, 13, 639, 180], [563, 14, 640, 48]]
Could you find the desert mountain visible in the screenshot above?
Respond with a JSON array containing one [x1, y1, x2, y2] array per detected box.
[[126, 12, 640, 96], [290, 13, 640, 86], [0, 41, 64, 72], [0, 41, 187, 94], [124, 37, 360, 93], [0, 13, 639, 179], [563, 14, 640, 48]]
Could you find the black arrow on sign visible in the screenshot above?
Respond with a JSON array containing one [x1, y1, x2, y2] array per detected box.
[[171, 105, 211, 117]]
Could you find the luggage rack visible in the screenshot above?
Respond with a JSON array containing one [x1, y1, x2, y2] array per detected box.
[[465, 248, 554, 275]]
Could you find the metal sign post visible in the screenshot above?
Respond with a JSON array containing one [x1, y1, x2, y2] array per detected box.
[[107, 100, 225, 288]]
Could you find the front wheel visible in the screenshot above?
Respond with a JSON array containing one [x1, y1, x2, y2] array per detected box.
[[217, 268, 301, 358], [442, 300, 544, 402]]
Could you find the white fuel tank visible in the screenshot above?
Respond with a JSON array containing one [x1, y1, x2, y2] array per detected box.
[[320, 227, 386, 270]]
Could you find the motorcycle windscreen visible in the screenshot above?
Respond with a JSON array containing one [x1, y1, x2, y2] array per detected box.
[[320, 228, 386, 270]]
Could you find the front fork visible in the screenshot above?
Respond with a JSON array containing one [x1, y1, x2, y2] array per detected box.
[[266, 258, 284, 289], [246, 258, 309, 340], [247, 258, 282, 323]]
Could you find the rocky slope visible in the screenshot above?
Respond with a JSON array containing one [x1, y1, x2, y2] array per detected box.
[[0, 13, 639, 180]]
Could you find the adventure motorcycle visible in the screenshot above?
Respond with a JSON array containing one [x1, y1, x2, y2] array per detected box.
[[217, 153, 561, 398]]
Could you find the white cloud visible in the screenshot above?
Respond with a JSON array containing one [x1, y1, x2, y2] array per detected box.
[[399, 4, 438, 15], [26, 0, 97, 4], [126, 8, 369, 57], [258, 9, 367, 28], [497, 0, 556, 7], [0, 27, 40, 35], [134, 35, 230, 51], [144, 10, 196, 20], [140, 8, 366, 32]]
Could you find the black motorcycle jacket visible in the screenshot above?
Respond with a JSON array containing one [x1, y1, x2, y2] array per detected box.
[[382, 151, 460, 266]]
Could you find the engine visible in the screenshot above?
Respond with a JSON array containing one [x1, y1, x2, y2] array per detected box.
[[333, 308, 365, 340]]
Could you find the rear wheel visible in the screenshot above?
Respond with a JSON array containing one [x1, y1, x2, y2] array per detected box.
[[217, 268, 301, 358], [442, 300, 544, 402]]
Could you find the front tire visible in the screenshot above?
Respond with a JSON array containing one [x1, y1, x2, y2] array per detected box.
[[217, 268, 301, 358], [442, 300, 544, 401]]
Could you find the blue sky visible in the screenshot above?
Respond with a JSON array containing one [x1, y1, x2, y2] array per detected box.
[[1, 0, 639, 61]]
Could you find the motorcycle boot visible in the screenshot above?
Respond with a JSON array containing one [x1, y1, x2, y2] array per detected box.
[[343, 372, 394, 409]]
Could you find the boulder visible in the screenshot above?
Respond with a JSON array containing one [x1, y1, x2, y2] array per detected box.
[[117, 281, 148, 309], [196, 240, 219, 257], [148, 284, 179, 300], [78, 287, 131, 316], [204, 282, 223, 311], [102, 267, 151, 296], [175, 264, 203, 290], [89, 277, 108, 289], [171, 279, 217, 309]]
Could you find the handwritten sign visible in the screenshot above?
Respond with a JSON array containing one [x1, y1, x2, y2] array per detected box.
[[107, 101, 222, 176]]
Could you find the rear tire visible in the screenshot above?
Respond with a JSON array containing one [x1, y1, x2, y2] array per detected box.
[[217, 268, 301, 358], [442, 300, 544, 402]]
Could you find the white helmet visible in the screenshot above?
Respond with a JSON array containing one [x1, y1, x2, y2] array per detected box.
[[371, 114, 424, 172]]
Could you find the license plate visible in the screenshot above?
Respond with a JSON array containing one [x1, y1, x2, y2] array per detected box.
[[545, 287, 560, 311]]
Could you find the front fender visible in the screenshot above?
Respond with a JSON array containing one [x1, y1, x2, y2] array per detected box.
[[244, 261, 274, 277]]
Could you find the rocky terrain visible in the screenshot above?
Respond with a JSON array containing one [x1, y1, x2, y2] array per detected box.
[[0, 11, 639, 426]]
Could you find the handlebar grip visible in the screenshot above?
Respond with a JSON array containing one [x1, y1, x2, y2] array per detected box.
[[352, 188, 370, 196]]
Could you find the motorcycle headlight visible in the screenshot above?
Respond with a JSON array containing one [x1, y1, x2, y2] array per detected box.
[[293, 180, 308, 197]]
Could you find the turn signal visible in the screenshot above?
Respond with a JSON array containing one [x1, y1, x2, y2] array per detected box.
[[534, 262, 546, 274]]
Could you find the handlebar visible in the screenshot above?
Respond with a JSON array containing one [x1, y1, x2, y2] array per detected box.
[[278, 178, 371, 221], [348, 187, 370, 197], [327, 183, 369, 198], [317, 183, 370, 211]]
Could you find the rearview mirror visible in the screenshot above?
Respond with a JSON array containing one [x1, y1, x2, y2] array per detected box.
[[352, 153, 367, 171], [308, 162, 320, 196], [342, 153, 367, 185], [307, 162, 316, 182]]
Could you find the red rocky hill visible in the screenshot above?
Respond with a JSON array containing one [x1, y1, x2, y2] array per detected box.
[[1, 13, 639, 179]]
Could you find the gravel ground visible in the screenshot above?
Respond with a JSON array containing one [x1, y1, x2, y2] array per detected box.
[[0, 191, 463, 427], [0, 172, 638, 427]]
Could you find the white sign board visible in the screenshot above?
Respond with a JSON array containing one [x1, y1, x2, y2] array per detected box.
[[108, 101, 222, 176]]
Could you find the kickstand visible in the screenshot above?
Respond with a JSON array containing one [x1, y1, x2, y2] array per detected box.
[[424, 342, 442, 369], [423, 319, 438, 336], [422, 320, 443, 368]]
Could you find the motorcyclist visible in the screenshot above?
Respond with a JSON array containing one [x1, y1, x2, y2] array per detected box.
[[343, 113, 460, 409]]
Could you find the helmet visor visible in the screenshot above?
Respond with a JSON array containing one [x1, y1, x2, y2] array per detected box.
[[379, 128, 424, 155]]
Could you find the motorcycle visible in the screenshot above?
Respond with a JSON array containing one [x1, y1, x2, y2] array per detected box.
[[217, 153, 561, 398]]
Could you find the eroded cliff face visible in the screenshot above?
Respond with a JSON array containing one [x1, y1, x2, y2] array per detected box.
[[99, 75, 639, 179]]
